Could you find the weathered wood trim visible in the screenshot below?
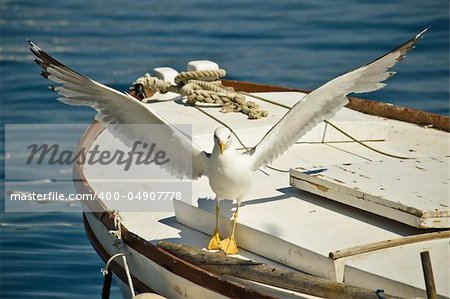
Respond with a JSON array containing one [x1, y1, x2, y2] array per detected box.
[[122, 229, 275, 299], [345, 97, 449, 132], [222, 79, 449, 132], [222, 79, 308, 93], [157, 241, 403, 299], [329, 231, 450, 260]]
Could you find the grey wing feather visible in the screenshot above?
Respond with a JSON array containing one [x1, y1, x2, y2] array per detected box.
[[29, 41, 209, 179], [247, 29, 427, 171]]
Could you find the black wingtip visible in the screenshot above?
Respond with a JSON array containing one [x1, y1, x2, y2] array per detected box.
[[28, 40, 41, 55], [28, 40, 90, 84], [27, 39, 39, 48], [41, 71, 50, 78], [28, 41, 68, 70], [360, 28, 429, 72]]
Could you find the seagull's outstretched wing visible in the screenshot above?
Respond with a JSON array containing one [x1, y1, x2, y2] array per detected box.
[[246, 29, 427, 171], [29, 41, 209, 179]]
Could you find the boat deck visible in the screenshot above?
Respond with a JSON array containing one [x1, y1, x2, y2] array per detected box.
[[84, 90, 449, 298]]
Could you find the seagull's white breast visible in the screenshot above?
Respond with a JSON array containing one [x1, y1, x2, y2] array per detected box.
[[207, 151, 253, 201]]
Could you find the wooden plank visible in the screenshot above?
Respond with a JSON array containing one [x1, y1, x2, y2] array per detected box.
[[290, 157, 450, 228], [329, 231, 450, 260], [157, 241, 403, 299], [123, 229, 276, 299]]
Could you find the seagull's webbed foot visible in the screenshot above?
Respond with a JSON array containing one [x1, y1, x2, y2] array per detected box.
[[207, 229, 222, 250], [219, 235, 238, 255], [219, 204, 240, 255]]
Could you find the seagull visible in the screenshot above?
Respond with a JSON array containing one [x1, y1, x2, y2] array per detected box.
[[29, 29, 426, 255]]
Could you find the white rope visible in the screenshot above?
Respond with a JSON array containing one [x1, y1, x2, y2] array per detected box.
[[101, 252, 130, 275], [108, 210, 136, 297]]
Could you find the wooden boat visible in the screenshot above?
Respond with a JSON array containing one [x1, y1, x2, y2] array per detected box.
[[75, 64, 449, 299]]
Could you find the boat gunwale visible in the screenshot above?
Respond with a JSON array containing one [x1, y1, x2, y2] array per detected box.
[[76, 79, 449, 297]]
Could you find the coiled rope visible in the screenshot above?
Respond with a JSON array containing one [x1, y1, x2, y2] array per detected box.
[[132, 70, 268, 119]]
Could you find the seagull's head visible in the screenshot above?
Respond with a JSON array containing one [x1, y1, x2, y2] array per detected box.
[[214, 127, 233, 155]]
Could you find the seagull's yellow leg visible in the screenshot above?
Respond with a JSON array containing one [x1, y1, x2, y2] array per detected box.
[[219, 204, 239, 255], [207, 199, 221, 250]]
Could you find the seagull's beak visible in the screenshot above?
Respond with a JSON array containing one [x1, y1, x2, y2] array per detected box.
[[219, 142, 225, 155]]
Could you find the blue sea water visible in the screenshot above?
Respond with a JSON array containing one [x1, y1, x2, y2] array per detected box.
[[0, 0, 448, 298]]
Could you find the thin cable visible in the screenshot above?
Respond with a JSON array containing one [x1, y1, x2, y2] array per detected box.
[[240, 91, 413, 160]]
